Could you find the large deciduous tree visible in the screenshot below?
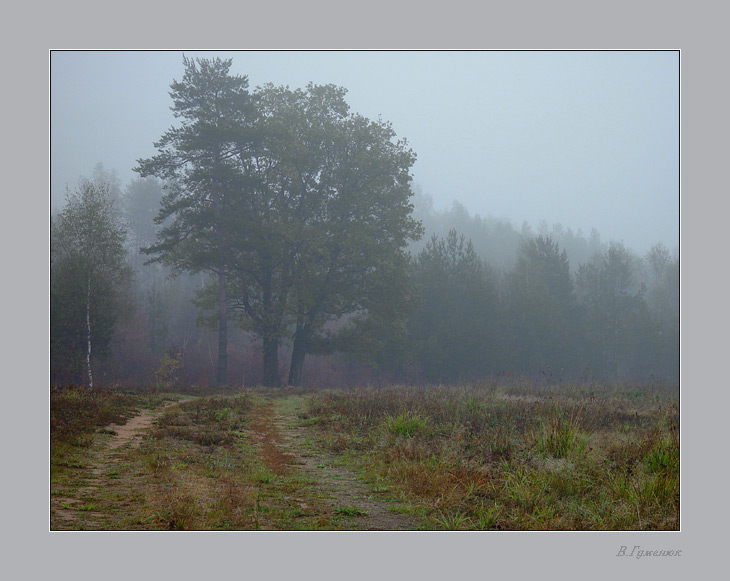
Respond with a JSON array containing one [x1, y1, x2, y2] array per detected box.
[[135, 56, 255, 386], [51, 180, 131, 387], [223, 82, 421, 386], [286, 101, 422, 384], [270, 84, 420, 385], [222, 83, 335, 386], [138, 59, 420, 387]]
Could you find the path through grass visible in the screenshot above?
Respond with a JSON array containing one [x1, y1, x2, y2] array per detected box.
[[50, 388, 424, 530], [51, 383, 678, 530]]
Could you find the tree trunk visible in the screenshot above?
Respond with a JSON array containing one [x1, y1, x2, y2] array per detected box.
[[211, 172, 228, 387], [216, 269, 228, 386], [288, 331, 308, 386], [263, 336, 281, 387], [86, 277, 94, 388]]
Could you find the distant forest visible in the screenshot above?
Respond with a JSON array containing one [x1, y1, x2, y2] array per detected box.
[[50, 57, 678, 389]]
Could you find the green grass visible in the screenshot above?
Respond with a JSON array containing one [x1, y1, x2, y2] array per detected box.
[[302, 382, 679, 530], [335, 506, 368, 517], [385, 411, 430, 438], [50, 381, 678, 531], [531, 405, 590, 459]]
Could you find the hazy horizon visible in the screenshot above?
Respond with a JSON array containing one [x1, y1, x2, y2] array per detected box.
[[50, 50, 679, 254]]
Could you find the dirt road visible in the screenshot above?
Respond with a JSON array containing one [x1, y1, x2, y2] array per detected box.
[[50, 393, 421, 531]]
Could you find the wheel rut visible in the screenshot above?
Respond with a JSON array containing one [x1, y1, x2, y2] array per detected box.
[[50, 399, 189, 529], [272, 396, 421, 531]]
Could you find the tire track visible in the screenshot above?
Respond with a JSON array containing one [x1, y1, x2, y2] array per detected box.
[[273, 396, 421, 531], [51, 399, 189, 529]]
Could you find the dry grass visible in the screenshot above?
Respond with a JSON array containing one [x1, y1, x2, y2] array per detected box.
[[302, 381, 679, 530], [50, 381, 678, 531], [51, 389, 342, 530], [51, 385, 140, 445]]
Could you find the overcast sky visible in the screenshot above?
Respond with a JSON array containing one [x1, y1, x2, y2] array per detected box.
[[50, 50, 679, 254]]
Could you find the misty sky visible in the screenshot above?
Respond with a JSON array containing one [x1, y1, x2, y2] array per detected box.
[[50, 50, 679, 254]]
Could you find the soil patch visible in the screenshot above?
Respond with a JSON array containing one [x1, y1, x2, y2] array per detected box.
[[248, 400, 297, 476]]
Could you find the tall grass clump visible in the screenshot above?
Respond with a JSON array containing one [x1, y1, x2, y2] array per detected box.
[[531, 405, 590, 459], [645, 435, 679, 476], [385, 411, 430, 438]]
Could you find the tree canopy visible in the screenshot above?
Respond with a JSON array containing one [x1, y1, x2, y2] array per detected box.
[[51, 56, 678, 389], [506, 235, 578, 375], [408, 230, 499, 382], [137, 57, 421, 386]]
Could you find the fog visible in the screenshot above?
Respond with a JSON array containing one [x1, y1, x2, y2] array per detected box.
[[51, 50, 678, 255]]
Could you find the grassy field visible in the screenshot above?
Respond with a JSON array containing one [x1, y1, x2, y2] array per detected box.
[[303, 382, 679, 530], [50, 381, 679, 530]]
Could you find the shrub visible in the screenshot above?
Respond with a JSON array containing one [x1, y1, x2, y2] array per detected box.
[[154, 352, 182, 390]]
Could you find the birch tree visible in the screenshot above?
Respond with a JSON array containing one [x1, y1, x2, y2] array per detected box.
[[51, 181, 131, 386]]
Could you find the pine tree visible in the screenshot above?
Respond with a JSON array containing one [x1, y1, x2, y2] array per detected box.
[[136, 56, 255, 386]]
